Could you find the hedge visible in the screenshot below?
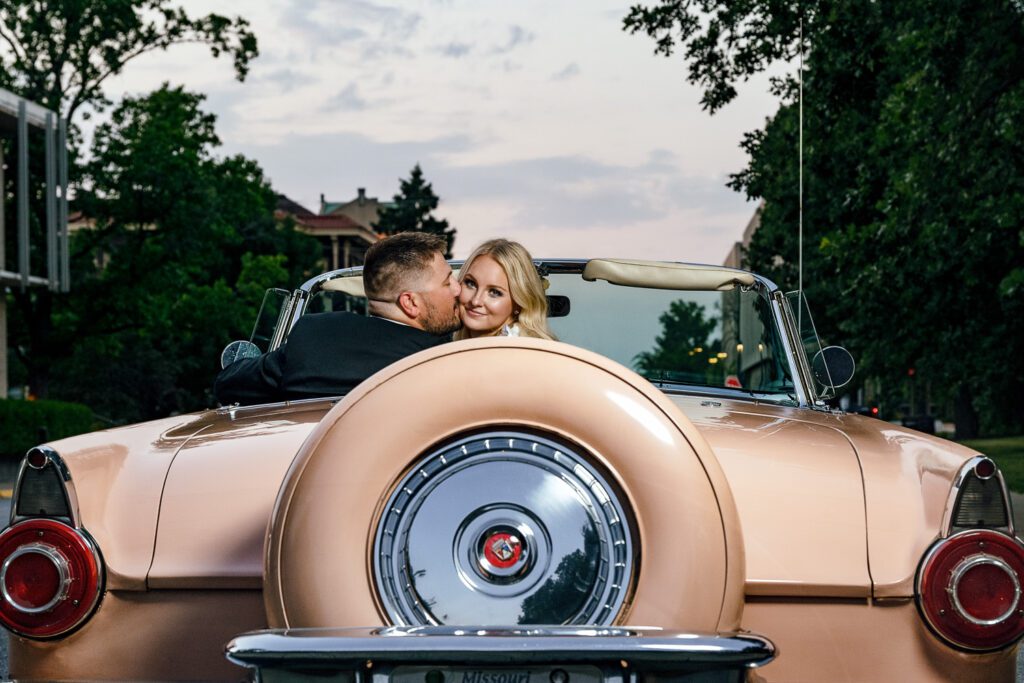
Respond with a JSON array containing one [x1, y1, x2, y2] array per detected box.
[[0, 399, 96, 461]]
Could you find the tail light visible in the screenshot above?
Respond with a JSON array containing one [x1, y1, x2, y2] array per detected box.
[[0, 518, 103, 638], [917, 529, 1024, 651]]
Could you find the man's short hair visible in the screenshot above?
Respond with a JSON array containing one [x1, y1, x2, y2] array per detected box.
[[363, 232, 447, 300]]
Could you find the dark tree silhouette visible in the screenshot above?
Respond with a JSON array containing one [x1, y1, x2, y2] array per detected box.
[[374, 164, 456, 257], [634, 300, 718, 383]]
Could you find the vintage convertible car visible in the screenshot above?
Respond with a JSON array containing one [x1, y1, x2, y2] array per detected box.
[[0, 259, 1019, 682]]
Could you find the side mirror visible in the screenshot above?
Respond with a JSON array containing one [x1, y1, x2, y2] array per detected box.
[[811, 346, 855, 390], [221, 340, 261, 369]]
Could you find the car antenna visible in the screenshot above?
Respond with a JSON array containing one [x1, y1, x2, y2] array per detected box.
[[797, 14, 805, 331]]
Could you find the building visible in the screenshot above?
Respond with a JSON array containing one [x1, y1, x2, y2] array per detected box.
[[723, 201, 763, 269], [0, 87, 69, 397], [276, 188, 389, 271], [320, 187, 393, 231]]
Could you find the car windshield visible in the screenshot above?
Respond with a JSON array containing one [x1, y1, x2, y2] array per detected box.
[[543, 272, 796, 401], [301, 265, 798, 403]]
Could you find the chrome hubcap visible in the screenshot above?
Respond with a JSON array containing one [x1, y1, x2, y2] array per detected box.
[[374, 432, 636, 626]]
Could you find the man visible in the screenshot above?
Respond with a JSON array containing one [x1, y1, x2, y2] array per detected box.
[[215, 232, 461, 406]]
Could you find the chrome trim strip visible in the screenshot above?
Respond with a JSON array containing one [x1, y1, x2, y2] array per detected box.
[[772, 291, 814, 408], [0, 542, 70, 613], [215, 385, 800, 415], [258, 287, 293, 351], [269, 289, 307, 351], [660, 384, 798, 406], [948, 554, 1020, 626], [297, 259, 774, 297], [941, 455, 1013, 538], [216, 395, 340, 418], [11, 446, 82, 529], [226, 626, 776, 673]]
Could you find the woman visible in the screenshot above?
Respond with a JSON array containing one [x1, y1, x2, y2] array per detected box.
[[455, 239, 556, 340]]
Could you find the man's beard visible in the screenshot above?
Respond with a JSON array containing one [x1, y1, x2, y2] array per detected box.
[[421, 298, 462, 336]]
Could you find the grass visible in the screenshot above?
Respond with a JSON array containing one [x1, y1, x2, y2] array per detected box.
[[961, 436, 1024, 493]]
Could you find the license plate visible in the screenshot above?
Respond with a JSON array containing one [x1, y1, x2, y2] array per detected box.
[[390, 665, 606, 683]]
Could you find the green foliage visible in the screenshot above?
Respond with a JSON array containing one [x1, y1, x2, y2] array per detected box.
[[0, 0, 260, 405], [634, 300, 718, 381], [0, 0, 257, 120], [961, 436, 1024, 494], [625, 1, 1024, 437], [374, 164, 457, 257], [624, 0, 803, 113], [0, 399, 95, 460], [519, 526, 599, 623], [43, 85, 322, 422]]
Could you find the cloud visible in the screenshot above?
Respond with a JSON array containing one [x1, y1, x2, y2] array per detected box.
[[278, 0, 421, 57], [642, 148, 679, 172], [431, 156, 662, 228], [429, 148, 746, 232], [326, 83, 369, 111], [437, 42, 473, 58], [552, 63, 581, 81], [491, 25, 535, 54], [231, 131, 743, 239], [231, 131, 474, 207], [360, 42, 416, 61], [279, 3, 367, 45], [257, 68, 318, 93]]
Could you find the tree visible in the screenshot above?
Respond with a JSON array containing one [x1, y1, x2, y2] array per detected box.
[[634, 300, 718, 382], [0, 0, 258, 400], [0, 1, 256, 121], [374, 164, 456, 257], [38, 85, 321, 422], [625, 1, 1024, 437]]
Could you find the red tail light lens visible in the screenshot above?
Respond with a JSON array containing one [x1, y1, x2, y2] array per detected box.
[[3, 544, 68, 612], [0, 519, 103, 638], [917, 530, 1024, 651]]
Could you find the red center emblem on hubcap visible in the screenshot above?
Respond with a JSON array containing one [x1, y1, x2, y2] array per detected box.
[[483, 532, 522, 569]]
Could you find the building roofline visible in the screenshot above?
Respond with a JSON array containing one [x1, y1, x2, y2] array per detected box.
[[0, 87, 60, 129]]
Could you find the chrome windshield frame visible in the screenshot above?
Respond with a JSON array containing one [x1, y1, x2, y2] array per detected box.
[[267, 259, 815, 407], [773, 290, 820, 408]]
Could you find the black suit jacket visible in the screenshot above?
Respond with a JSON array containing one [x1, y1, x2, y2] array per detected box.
[[214, 312, 450, 405]]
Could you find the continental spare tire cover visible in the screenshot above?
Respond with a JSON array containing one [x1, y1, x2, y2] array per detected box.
[[264, 337, 744, 631]]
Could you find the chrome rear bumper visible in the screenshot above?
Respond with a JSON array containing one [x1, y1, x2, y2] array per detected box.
[[226, 625, 775, 683]]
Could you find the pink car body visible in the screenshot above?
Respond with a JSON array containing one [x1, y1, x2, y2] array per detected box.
[[0, 259, 1018, 682]]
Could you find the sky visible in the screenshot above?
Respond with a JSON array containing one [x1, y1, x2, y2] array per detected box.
[[99, 1, 787, 262]]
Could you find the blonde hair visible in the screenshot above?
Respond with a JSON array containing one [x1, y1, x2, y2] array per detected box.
[[455, 239, 556, 341]]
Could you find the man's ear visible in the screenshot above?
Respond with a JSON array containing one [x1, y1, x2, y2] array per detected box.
[[396, 291, 419, 319]]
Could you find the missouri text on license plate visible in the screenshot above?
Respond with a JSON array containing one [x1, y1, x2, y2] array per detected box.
[[390, 666, 605, 683]]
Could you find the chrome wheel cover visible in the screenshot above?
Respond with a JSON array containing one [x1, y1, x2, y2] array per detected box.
[[374, 431, 636, 626]]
